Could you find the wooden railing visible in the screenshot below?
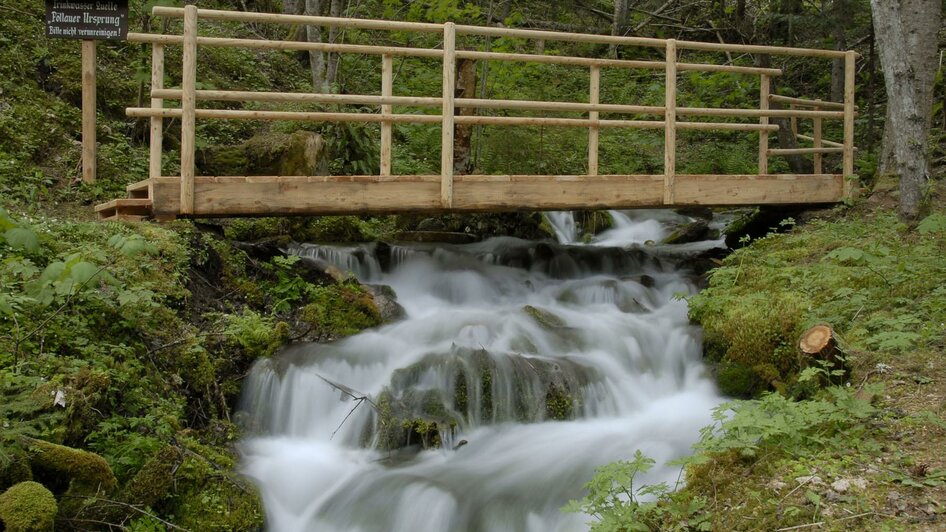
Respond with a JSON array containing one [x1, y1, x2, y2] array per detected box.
[[125, 6, 857, 216]]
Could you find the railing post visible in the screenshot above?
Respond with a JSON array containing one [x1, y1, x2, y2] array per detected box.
[[150, 43, 165, 180], [842, 50, 856, 196], [588, 65, 600, 176], [663, 39, 676, 205], [81, 40, 96, 183], [813, 99, 823, 174], [180, 4, 198, 215], [440, 22, 456, 208], [380, 54, 393, 176], [758, 74, 770, 175]]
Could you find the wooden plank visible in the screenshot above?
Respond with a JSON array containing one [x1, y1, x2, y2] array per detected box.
[[454, 177, 665, 210], [843, 51, 856, 196], [588, 65, 600, 176], [146, 174, 844, 216], [674, 174, 844, 205], [768, 147, 844, 155], [769, 94, 846, 110], [179, 5, 198, 215], [440, 22, 456, 208], [81, 40, 96, 183], [94, 198, 153, 212], [381, 54, 393, 176], [758, 74, 769, 175], [663, 40, 676, 204], [150, 43, 164, 180]]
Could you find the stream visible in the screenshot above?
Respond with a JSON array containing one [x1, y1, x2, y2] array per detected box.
[[239, 210, 728, 531]]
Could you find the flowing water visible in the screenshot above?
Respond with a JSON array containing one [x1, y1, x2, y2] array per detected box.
[[240, 211, 727, 531]]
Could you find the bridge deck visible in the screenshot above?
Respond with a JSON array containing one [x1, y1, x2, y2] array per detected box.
[[132, 174, 844, 218]]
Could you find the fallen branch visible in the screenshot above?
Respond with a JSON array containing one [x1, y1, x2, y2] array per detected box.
[[61, 495, 189, 532]]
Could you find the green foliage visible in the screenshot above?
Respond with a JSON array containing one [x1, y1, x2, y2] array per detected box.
[[696, 385, 880, 458], [565, 451, 710, 532]]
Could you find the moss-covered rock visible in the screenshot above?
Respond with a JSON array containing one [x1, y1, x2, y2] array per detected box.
[[26, 439, 116, 493], [124, 446, 183, 508], [0, 481, 57, 532], [197, 131, 326, 176], [523, 305, 566, 329], [169, 440, 264, 531]]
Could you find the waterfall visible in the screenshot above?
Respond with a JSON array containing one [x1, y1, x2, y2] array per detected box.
[[239, 211, 725, 531]]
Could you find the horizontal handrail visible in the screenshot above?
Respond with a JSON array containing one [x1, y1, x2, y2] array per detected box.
[[126, 106, 780, 131], [795, 133, 844, 148], [768, 147, 845, 155], [127, 33, 783, 76], [149, 89, 844, 119], [769, 94, 846, 110], [150, 6, 851, 59]]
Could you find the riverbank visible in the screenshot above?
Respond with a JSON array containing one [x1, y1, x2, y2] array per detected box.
[[572, 183, 946, 530]]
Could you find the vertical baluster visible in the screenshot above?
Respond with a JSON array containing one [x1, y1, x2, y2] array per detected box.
[[380, 54, 393, 176], [150, 44, 165, 180], [440, 22, 456, 208], [663, 40, 677, 204], [813, 100, 823, 174], [588, 65, 600, 176], [842, 50, 856, 196], [180, 4, 198, 215], [758, 74, 770, 175]]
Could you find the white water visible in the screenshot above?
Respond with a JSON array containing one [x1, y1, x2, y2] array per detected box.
[[240, 212, 725, 531]]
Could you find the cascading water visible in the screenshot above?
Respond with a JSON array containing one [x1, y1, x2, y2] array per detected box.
[[239, 211, 726, 531]]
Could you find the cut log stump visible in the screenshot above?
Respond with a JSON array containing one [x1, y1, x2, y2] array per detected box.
[[799, 324, 848, 382]]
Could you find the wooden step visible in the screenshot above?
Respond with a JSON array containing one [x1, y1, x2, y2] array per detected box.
[[126, 179, 152, 199], [94, 198, 153, 220]]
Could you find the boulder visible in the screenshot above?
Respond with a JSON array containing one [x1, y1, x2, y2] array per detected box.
[[197, 130, 326, 176]]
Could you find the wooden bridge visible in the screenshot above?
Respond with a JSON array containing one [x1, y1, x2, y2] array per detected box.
[[95, 6, 857, 220]]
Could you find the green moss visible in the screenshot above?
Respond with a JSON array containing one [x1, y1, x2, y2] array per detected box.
[[301, 282, 382, 339], [124, 446, 183, 508], [523, 305, 566, 329], [545, 385, 575, 420], [169, 440, 264, 531], [26, 439, 116, 493], [0, 481, 57, 532]]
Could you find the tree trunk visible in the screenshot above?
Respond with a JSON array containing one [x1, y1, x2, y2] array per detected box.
[[499, 0, 513, 22], [454, 58, 477, 175], [871, 0, 940, 218], [326, 0, 343, 91], [305, 0, 326, 92], [610, 0, 628, 57], [283, 0, 300, 15], [829, 0, 849, 103]]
